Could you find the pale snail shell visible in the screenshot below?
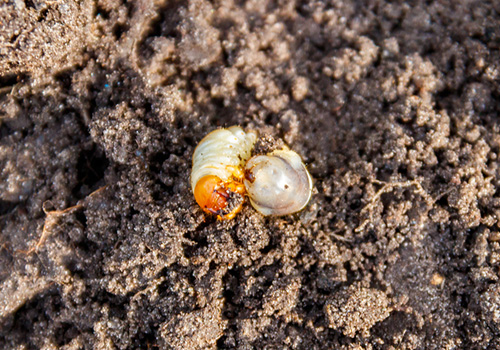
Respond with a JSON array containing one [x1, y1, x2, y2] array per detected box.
[[191, 126, 313, 219], [243, 148, 313, 216]]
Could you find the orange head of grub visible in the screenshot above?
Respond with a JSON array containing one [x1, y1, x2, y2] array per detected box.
[[193, 175, 246, 220]]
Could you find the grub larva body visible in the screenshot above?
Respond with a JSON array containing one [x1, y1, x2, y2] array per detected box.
[[191, 126, 313, 219], [244, 148, 313, 216], [191, 126, 257, 219]]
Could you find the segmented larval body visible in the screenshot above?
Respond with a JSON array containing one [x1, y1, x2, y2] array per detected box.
[[191, 126, 257, 219], [243, 148, 313, 216]]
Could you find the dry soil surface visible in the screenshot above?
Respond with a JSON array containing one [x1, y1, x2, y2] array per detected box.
[[1, 0, 500, 349]]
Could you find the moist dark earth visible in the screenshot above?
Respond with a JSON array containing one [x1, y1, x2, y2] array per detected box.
[[1, 0, 500, 349]]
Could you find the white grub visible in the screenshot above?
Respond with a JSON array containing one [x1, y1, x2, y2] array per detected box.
[[190, 126, 257, 192], [191, 126, 313, 218], [244, 148, 313, 216], [190, 126, 256, 219]]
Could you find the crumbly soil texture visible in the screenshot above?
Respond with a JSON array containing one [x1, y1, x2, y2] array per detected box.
[[1, 0, 500, 349]]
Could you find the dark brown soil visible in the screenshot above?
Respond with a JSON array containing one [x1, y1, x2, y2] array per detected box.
[[1, 0, 500, 349]]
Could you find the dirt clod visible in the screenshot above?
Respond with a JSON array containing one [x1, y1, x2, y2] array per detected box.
[[326, 284, 392, 338]]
